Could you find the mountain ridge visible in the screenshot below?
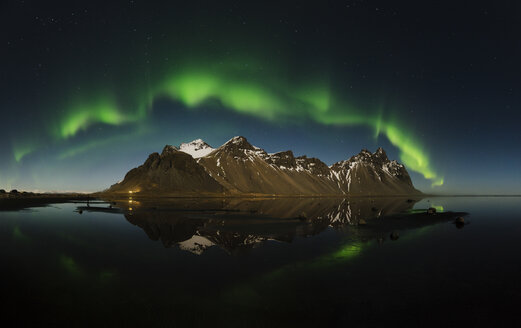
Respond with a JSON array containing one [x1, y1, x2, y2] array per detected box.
[[107, 136, 421, 196]]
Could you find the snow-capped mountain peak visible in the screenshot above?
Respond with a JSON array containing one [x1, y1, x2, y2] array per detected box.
[[109, 138, 419, 196], [178, 139, 215, 158]]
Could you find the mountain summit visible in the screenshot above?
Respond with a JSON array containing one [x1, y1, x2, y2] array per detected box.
[[107, 137, 420, 196], [178, 139, 215, 158]]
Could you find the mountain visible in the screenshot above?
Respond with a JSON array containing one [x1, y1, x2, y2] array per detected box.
[[107, 136, 420, 196], [107, 145, 224, 194], [197, 136, 340, 194], [329, 148, 417, 194], [178, 138, 215, 158]]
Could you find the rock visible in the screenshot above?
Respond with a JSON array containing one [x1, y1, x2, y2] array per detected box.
[[455, 216, 465, 229], [390, 231, 400, 240], [359, 219, 367, 225]]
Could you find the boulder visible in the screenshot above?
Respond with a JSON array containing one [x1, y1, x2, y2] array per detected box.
[[455, 216, 465, 229]]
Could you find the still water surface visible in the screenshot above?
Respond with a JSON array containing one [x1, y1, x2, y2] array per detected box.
[[1, 197, 520, 327]]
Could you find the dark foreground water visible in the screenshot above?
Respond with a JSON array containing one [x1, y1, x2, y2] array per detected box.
[[1, 196, 520, 327]]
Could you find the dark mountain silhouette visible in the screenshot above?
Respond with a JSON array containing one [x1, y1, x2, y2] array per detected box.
[[108, 145, 224, 194]]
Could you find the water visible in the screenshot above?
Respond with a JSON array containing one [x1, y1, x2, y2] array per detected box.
[[1, 197, 520, 327]]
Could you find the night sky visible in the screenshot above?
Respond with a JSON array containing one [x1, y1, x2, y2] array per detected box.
[[2, 0, 520, 193]]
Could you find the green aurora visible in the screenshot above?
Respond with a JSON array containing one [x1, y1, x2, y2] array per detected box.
[[14, 61, 443, 186]]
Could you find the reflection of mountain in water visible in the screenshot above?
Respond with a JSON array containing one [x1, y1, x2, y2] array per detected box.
[[124, 210, 332, 255], [112, 197, 454, 255]]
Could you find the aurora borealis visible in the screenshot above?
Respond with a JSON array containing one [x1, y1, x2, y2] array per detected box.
[[52, 62, 442, 185], [2, 0, 520, 193]]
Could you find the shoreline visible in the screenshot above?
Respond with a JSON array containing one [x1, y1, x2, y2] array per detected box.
[[1, 192, 519, 212]]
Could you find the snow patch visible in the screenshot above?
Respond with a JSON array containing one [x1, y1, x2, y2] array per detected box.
[[178, 235, 215, 255], [179, 139, 215, 158]]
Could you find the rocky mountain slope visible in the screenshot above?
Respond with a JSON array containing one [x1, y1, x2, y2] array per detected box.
[[107, 136, 420, 196], [108, 145, 224, 194]]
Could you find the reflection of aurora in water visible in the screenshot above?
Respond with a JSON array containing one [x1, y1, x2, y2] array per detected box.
[[2, 196, 464, 321], [220, 239, 369, 306], [219, 204, 462, 305], [59, 254, 82, 276], [12, 226, 29, 242], [5, 195, 508, 327], [220, 221, 446, 307]]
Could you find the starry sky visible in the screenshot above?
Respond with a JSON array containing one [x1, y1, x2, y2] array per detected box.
[[1, 0, 520, 194]]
